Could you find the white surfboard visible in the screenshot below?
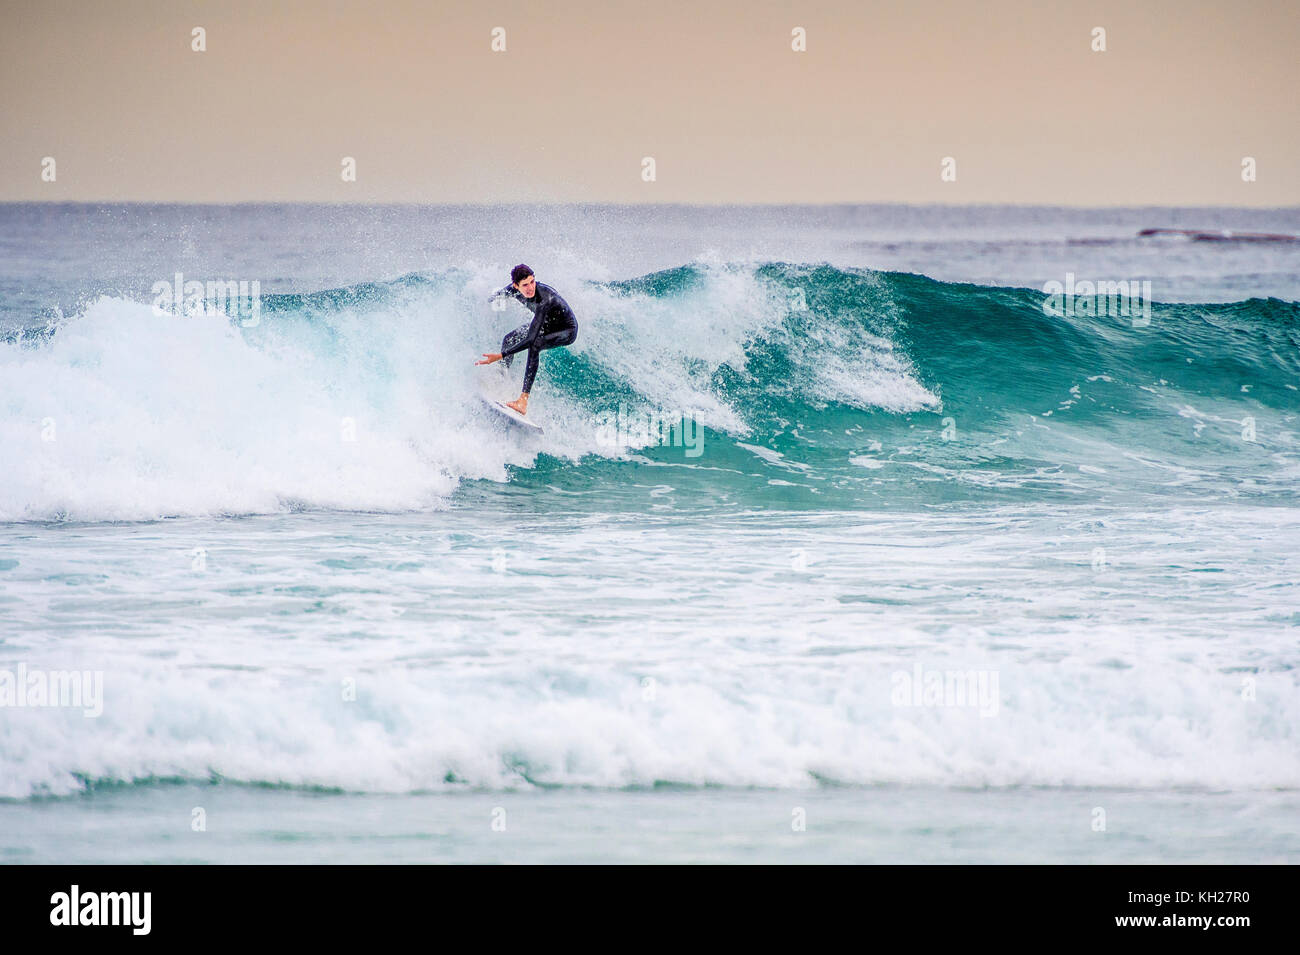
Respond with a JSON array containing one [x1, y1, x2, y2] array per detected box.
[[479, 394, 544, 433]]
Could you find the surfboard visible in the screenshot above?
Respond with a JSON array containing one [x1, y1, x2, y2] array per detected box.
[[479, 394, 543, 433]]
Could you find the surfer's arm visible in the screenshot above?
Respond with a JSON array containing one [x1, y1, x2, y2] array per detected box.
[[499, 305, 548, 360], [487, 285, 522, 306]]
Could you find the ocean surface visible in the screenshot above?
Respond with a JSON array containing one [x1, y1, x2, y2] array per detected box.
[[2, 203, 1298, 863]]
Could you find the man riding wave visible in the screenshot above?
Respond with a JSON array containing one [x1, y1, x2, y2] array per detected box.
[[476, 264, 578, 415]]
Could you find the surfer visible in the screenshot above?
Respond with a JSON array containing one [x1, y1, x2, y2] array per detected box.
[[476, 264, 578, 415]]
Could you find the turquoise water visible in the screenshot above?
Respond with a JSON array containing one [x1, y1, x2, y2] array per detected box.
[[1, 204, 1298, 862]]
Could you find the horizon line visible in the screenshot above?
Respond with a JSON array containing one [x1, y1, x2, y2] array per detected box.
[[4, 199, 1299, 212]]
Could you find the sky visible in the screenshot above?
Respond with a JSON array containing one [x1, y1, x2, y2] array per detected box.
[[2, 0, 1297, 205]]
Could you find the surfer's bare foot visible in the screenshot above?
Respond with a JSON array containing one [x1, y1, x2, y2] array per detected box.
[[505, 394, 529, 415]]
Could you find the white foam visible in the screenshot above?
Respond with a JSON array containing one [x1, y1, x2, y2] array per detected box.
[[0, 278, 599, 521], [3, 648, 1295, 797]]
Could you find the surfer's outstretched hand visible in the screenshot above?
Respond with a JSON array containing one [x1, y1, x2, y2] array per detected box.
[[475, 353, 502, 365]]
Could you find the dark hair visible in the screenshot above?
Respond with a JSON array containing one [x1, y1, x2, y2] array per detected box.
[[511, 264, 534, 285]]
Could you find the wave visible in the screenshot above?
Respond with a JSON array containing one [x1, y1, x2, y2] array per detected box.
[[2, 262, 1297, 521], [4, 654, 1297, 798]]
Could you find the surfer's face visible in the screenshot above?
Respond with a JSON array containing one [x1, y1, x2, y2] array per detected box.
[[515, 275, 537, 298]]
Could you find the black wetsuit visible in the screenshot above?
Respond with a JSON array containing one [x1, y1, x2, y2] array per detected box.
[[489, 281, 579, 393]]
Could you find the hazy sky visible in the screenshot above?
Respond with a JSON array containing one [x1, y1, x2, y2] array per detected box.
[[3, 0, 1297, 204]]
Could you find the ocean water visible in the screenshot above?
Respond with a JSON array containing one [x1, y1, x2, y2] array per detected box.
[[1, 203, 1298, 863]]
